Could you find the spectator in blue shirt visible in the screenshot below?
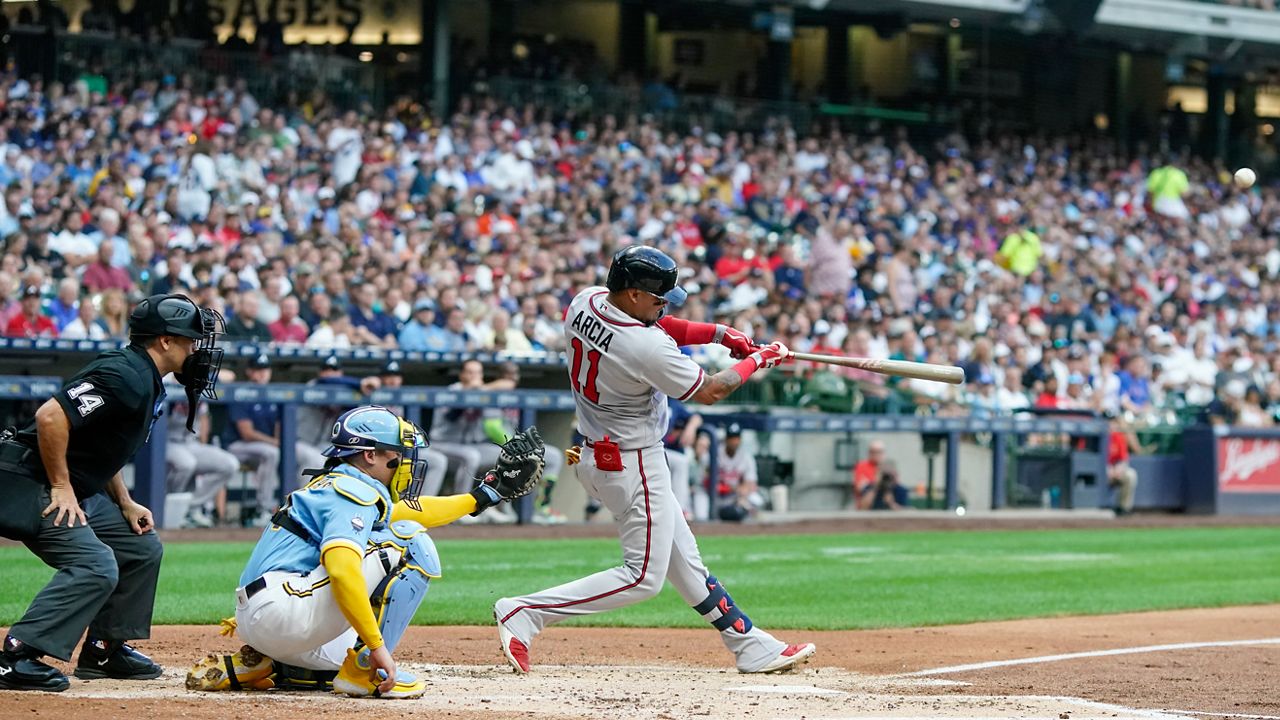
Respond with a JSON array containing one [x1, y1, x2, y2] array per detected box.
[[46, 278, 80, 330], [1085, 290, 1119, 341], [1117, 355, 1152, 413], [347, 281, 398, 349], [399, 298, 452, 351], [773, 244, 806, 301], [431, 307, 472, 352]]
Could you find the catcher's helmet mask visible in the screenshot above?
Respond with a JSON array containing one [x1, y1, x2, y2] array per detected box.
[[605, 245, 687, 323], [129, 293, 226, 432], [324, 406, 430, 509]]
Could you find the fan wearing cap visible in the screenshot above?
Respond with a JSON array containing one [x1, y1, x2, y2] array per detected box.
[[0, 293, 224, 692], [3, 285, 57, 338]]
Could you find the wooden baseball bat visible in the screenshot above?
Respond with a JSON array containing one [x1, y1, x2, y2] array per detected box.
[[789, 351, 966, 385]]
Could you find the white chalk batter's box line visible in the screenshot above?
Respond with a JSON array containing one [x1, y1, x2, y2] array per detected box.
[[763, 695, 1195, 720], [1167, 707, 1280, 712], [897, 637, 1280, 677]]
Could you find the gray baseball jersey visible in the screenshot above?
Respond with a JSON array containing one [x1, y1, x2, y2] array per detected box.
[[565, 287, 704, 448]]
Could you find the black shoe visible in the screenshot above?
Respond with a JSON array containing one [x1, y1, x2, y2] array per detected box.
[[0, 652, 70, 692], [74, 639, 163, 680]]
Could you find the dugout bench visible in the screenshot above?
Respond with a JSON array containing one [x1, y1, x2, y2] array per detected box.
[[697, 411, 1112, 512]]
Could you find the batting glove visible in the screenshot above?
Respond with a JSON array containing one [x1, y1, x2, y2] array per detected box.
[[750, 341, 791, 370], [718, 325, 757, 359]]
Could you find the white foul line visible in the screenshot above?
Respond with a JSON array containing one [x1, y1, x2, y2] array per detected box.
[[898, 638, 1280, 677]]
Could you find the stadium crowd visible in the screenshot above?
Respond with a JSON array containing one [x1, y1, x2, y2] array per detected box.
[[1, 59, 1280, 438]]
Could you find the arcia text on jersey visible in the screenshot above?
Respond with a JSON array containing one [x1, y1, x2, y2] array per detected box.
[[570, 310, 615, 352]]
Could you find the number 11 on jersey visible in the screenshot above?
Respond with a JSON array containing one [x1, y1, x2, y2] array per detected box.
[[569, 337, 601, 403]]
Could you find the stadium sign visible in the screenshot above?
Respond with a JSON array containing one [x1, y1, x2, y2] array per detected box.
[[209, 0, 363, 29], [1217, 437, 1280, 493]]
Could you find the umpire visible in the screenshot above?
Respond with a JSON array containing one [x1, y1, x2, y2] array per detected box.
[[0, 293, 225, 692]]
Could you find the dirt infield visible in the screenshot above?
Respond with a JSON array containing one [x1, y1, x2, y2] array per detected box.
[[3, 604, 1275, 719]]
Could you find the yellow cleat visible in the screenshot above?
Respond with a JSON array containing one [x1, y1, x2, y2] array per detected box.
[[332, 648, 425, 699], [186, 645, 275, 691]]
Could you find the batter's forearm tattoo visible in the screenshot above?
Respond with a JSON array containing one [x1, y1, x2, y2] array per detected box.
[[703, 369, 743, 402]]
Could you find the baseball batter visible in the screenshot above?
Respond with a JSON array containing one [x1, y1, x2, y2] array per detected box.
[[495, 245, 816, 674]]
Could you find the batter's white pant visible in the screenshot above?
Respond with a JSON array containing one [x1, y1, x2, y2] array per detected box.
[[234, 549, 396, 671], [226, 440, 327, 511], [167, 440, 239, 508], [496, 443, 787, 672], [664, 448, 693, 518]]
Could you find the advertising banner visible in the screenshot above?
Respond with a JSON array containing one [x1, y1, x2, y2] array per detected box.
[[1217, 437, 1280, 493]]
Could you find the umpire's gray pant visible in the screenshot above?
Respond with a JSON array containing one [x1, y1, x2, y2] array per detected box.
[[168, 440, 239, 508], [0, 469, 162, 661]]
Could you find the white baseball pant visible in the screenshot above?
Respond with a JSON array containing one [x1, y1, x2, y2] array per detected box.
[[496, 443, 787, 672], [234, 548, 397, 671]]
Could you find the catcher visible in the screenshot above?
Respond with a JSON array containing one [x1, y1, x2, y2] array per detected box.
[[186, 405, 544, 698]]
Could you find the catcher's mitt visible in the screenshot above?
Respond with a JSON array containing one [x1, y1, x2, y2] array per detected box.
[[469, 427, 547, 516]]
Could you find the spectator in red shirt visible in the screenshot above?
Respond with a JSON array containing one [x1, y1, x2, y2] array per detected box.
[[713, 237, 767, 283], [4, 286, 57, 338], [81, 242, 134, 294], [852, 439, 886, 504], [1106, 416, 1143, 517], [268, 295, 310, 344], [674, 206, 702, 249], [1034, 375, 1065, 409]]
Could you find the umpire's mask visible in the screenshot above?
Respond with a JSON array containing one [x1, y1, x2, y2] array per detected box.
[[129, 294, 226, 432]]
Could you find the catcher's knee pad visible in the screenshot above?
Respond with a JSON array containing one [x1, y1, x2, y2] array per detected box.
[[366, 521, 439, 652], [693, 575, 753, 634]]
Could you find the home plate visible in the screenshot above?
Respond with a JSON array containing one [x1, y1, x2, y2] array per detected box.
[[728, 684, 848, 696]]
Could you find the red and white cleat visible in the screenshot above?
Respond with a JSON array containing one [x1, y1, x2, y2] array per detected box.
[[494, 601, 530, 674], [744, 643, 817, 674]]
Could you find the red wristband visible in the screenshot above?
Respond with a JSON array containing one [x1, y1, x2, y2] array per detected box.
[[731, 355, 760, 384]]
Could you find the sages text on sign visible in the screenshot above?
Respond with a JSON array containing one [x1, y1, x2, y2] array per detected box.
[[1217, 437, 1280, 493]]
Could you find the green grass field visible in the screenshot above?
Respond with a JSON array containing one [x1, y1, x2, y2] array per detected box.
[[1, 527, 1276, 629]]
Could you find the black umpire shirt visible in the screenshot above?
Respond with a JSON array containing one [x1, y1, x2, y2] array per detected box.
[[13, 344, 166, 499]]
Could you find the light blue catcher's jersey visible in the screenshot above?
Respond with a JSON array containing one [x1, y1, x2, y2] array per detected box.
[[239, 463, 392, 586]]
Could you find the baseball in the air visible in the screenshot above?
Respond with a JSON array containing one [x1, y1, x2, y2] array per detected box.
[[1235, 167, 1257, 189]]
